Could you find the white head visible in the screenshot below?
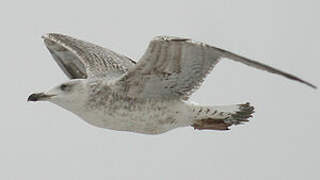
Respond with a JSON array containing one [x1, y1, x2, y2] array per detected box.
[[28, 79, 89, 112]]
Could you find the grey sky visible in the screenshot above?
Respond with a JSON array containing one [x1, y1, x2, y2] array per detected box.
[[0, 0, 319, 179]]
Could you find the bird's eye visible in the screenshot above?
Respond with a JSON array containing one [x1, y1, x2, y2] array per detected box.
[[60, 84, 68, 91]]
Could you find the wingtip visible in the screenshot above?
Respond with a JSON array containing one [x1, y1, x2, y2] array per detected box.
[[299, 79, 317, 90], [41, 33, 56, 46], [152, 35, 191, 42], [41, 33, 56, 40], [41, 33, 57, 42], [308, 83, 317, 90], [41, 33, 68, 40], [41, 33, 49, 39]]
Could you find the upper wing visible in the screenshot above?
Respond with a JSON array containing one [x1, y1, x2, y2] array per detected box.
[[116, 36, 316, 99], [43, 33, 136, 79]]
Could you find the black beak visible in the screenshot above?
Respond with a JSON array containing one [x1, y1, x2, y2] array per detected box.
[[27, 93, 55, 102]]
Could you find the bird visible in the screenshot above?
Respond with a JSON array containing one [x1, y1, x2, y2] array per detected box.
[[28, 33, 316, 134]]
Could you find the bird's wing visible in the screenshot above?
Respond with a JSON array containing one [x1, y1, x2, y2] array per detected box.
[[115, 36, 316, 99], [43, 33, 136, 79]]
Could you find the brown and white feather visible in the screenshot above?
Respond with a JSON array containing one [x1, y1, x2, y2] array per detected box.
[[116, 36, 316, 99], [43, 33, 136, 79]]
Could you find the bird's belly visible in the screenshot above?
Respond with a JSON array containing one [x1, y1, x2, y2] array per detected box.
[[78, 101, 191, 134]]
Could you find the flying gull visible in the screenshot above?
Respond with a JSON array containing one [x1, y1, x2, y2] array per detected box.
[[28, 33, 316, 134]]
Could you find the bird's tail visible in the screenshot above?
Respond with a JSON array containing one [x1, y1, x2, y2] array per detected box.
[[191, 103, 254, 130]]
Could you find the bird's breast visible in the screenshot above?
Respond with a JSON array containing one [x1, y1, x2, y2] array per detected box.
[[77, 96, 190, 134]]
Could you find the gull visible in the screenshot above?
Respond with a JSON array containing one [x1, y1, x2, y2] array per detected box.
[[28, 33, 316, 134]]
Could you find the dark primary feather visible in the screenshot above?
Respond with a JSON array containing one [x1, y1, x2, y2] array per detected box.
[[214, 47, 317, 89]]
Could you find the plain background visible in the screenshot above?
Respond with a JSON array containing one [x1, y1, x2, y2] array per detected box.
[[0, 0, 319, 179]]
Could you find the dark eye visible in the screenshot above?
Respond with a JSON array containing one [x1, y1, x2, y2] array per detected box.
[[60, 84, 68, 91]]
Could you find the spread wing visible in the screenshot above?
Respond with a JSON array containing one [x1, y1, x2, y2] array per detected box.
[[116, 36, 316, 99], [43, 33, 136, 79]]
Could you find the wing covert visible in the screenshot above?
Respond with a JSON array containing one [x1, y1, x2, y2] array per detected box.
[[116, 36, 222, 98]]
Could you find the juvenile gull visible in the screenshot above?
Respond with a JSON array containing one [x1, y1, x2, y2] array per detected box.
[[28, 33, 316, 134]]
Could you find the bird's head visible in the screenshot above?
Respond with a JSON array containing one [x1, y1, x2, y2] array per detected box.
[[28, 79, 89, 111]]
